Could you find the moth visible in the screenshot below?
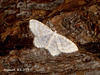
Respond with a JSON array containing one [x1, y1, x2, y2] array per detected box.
[[29, 19, 78, 56]]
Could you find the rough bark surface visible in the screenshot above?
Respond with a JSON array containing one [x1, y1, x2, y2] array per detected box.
[[0, 0, 100, 75]]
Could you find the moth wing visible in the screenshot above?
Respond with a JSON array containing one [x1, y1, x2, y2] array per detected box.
[[34, 34, 53, 48], [29, 19, 53, 37], [56, 34, 78, 53], [45, 35, 61, 56]]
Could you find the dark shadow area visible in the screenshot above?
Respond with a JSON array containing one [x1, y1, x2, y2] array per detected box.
[[0, 35, 33, 56]]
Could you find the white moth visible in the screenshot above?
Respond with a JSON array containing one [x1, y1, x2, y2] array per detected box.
[[29, 19, 78, 56]]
